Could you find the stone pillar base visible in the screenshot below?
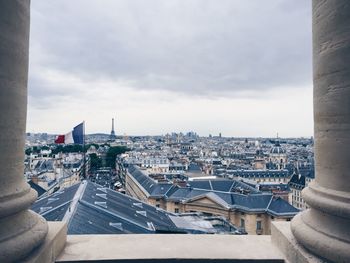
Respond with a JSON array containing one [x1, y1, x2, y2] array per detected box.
[[271, 221, 325, 263], [22, 222, 67, 263]]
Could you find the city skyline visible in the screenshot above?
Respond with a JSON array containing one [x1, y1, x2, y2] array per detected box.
[[27, 0, 312, 137]]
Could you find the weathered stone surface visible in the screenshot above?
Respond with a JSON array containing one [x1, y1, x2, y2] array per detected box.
[[291, 1, 350, 262], [0, 1, 48, 262], [23, 222, 67, 263], [272, 221, 324, 263], [57, 234, 284, 262]]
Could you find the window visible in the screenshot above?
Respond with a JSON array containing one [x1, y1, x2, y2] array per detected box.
[[240, 218, 245, 228], [156, 204, 160, 208], [174, 208, 179, 213], [256, 221, 262, 230]]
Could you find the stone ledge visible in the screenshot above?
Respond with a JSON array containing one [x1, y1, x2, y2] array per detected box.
[[23, 221, 67, 263], [57, 234, 284, 262], [271, 221, 324, 263]]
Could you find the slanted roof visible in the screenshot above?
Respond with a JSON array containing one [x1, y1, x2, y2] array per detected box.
[[126, 165, 298, 217], [288, 172, 306, 189], [151, 184, 174, 197], [210, 180, 234, 192], [184, 192, 231, 209], [267, 197, 299, 216], [28, 180, 47, 197], [127, 165, 175, 197], [231, 193, 272, 211], [188, 180, 211, 190], [128, 165, 157, 195], [31, 181, 206, 234], [167, 186, 297, 216], [68, 202, 150, 234], [166, 187, 192, 201], [31, 183, 80, 219], [187, 179, 260, 194]]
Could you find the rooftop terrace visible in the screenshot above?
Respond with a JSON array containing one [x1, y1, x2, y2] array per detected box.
[[0, 1, 349, 262]]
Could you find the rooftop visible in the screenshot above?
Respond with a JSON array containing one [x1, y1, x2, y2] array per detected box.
[[31, 180, 240, 235]]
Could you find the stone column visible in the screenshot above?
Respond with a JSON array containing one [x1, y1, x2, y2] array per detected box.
[[291, 0, 350, 262], [0, 1, 48, 262]]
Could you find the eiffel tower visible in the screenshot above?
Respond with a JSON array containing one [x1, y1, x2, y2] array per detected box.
[[110, 118, 116, 140]]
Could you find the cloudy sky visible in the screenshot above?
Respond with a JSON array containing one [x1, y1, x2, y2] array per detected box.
[[28, 0, 312, 137]]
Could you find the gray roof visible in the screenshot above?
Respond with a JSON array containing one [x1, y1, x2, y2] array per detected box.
[[32, 181, 240, 234], [28, 180, 47, 197], [31, 181, 183, 234], [127, 165, 299, 217], [127, 165, 174, 197], [179, 189, 298, 216], [188, 179, 260, 194]]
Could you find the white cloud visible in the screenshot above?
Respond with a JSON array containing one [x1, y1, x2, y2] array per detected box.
[[27, 0, 313, 136]]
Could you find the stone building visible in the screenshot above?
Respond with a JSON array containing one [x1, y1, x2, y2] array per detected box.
[[125, 165, 298, 235], [288, 168, 315, 210], [268, 142, 288, 170]]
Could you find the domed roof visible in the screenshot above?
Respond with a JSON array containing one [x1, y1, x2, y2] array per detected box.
[[256, 148, 264, 156], [270, 142, 286, 154]]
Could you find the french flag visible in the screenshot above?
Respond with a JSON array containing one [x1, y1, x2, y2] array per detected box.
[[55, 122, 84, 144]]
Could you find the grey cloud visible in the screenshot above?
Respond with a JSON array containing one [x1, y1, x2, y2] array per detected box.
[[29, 0, 312, 99]]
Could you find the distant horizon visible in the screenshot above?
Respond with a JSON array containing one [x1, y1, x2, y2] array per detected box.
[[26, 131, 313, 139]]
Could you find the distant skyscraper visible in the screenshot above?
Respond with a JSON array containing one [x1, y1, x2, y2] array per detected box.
[[110, 118, 116, 140]]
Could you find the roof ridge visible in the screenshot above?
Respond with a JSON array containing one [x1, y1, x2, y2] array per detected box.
[[208, 180, 213, 191], [62, 181, 87, 225], [39, 200, 71, 217], [266, 195, 274, 211]]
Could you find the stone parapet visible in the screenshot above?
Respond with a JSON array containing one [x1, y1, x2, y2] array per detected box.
[[271, 221, 324, 263], [57, 234, 284, 262], [23, 222, 67, 263]]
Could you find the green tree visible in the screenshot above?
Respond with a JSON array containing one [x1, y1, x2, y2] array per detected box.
[[25, 148, 32, 155], [25, 146, 40, 155], [105, 146, 129, 169], [32, 146, 40, 154], [89, 153, 102, 171], [51, 144, 83, 154]]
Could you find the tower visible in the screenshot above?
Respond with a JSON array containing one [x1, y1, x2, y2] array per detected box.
[[110, 118, 116, 140]]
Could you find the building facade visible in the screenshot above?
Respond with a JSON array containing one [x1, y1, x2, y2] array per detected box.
[[125, 165, 298, 235]]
